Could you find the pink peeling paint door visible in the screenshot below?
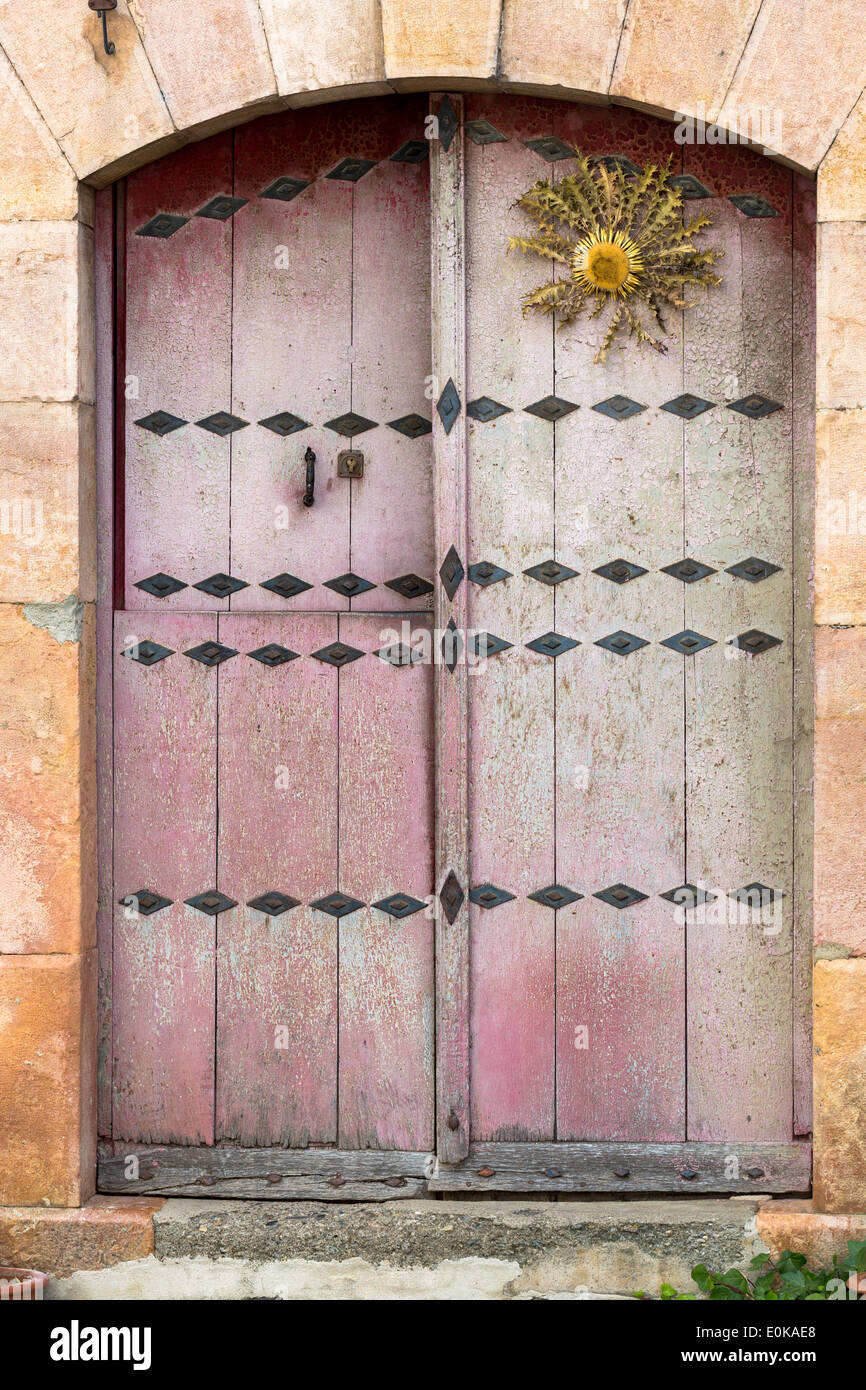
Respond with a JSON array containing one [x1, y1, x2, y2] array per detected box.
[[99, 98, 437, 1194], [97, 92, 813, 1198], [427, 95, 812, 1195]]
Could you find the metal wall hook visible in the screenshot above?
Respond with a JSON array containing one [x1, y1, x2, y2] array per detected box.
[[303, 448, 316, 507], [88, 0, 117, 56]]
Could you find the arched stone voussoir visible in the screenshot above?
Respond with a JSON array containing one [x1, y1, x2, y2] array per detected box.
[[2, 0, 859, 189]]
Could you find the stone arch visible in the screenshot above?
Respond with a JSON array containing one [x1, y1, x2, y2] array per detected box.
[[0, 3, 864, 1216]]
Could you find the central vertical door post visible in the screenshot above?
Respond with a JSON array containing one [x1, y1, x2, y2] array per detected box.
[[430, 94, 471, 1164]]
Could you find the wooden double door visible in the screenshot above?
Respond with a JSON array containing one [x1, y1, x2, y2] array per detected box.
[[97, 94, 812, 1198]]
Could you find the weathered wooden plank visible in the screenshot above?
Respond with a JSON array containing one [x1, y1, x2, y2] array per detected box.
[[124, 136, 233, 609], [231, 121, 352, 611], [430, 1141, 811, 1193], [337, 614, 435, 1150], [350, 145, 434, 610], [792, 173, 815, 1137], [553, 124, 685, 1140], [430, 94, 471, 1162], [98, 1145, 432, 1200], [464, 101, 557, 1141], [215, 614, 339, 1147], [112, 613, 217, 1144], [683, 167, 794, 1142], [95, 185, 115, 1139]]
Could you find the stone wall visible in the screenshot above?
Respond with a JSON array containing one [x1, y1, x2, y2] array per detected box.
[[0, 0, 864, 1214]]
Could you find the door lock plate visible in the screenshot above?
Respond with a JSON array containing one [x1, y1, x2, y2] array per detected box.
[[338, 449, 364, 478]]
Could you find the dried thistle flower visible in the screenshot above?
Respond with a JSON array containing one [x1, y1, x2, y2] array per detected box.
[[507, 155, 723, 362]]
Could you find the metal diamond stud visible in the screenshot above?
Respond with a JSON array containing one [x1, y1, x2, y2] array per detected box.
[[525, 632, 580, 658], [440, 546, 465, 600], [594, 884, 647, 908], [669, 173, 713, 199], [661, 394, 715, 419], [729, 883, 784, 907], [323, 412, 377, 437], [323, 572, 376, 598], [594, 559, 647, 584], [471, 632, 512, 658], [736, 629, 782, 654], [123, 640, 174, 666], [442, 618, 462, 673], [528, 884, 582, 909], [595, 631, 648, 656], [729, 195, 778, 218], [469, 884, 516, 909], [385, 574, 434, 599], [248, 644, 299, 667], [592, 396, 646, 420], [524, 560, 579, 586], [184, 641, 238, 667], [524, 136, 577, 161], [186, 890, 237, 915], [464, 119, 507, 145], [590, 153, 642, 176], [468, 561, 511, 587], [193, 572, 248, 598], [436, 97, 458, 152], [195, 195, 248, 220], [390, 139, 429, 163], [660, 558, 716, 583], [258, 411, 309, 436], [121, 888, 172, 916], [134, 411, 187, 435], [661, 630, 716, 655], [260, 177, 310, 203], [437, 379, 461, 434], [195, 412, 248, 435], [525, 395, 578, 422], [136, 213, 189, 239], [135, 573, 187, 598], [373, 893, 426, 918], [467, 397, 511, 422], [311, 642, 364, 668], [311, 892, 364, 917], [726, 557, 781, 582], [439, 870, 465, 923], [388, 413, 432, 438], [376, 643, 424, 667], [728, 395, 782, 419], [260, 573, 313, 600], [661, 884, 717, 909], [325, 157, 376, 183], [247, 891, 300, 916]]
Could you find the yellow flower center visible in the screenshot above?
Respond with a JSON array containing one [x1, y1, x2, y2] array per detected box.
[[572, 231, 645, 297], [583, 241, 630, 291]]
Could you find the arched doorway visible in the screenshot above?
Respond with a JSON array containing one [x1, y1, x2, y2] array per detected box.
[[96, 92, 813, 1197]]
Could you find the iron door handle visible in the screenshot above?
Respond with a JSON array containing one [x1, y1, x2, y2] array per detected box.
[[303, 447, 316, 507]]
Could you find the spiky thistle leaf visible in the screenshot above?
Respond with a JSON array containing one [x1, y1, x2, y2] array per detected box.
[[509, 152, 723, 361]]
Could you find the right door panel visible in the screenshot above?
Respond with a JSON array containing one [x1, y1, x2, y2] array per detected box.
[[460, 95, 809, 1158]]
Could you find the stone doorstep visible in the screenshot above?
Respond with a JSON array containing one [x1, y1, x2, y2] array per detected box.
[[3, 1197, 865, 1298]]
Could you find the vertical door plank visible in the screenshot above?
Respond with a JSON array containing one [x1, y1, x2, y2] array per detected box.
[[682, 163, 794, 1141], [464, 107, 557, 1140], [350, 151, 434, 609], [430, 94, 471, 1161], [231, 121, 352, 610], [95, 186, 114, 1138], [553, 182, 686, 1138], [792, 174, 815, 1136], [215, 614, 339, 1147], [124, 137, 233, 609], [337, 614, 435, 1150], [112, 613, 217, 1144]]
